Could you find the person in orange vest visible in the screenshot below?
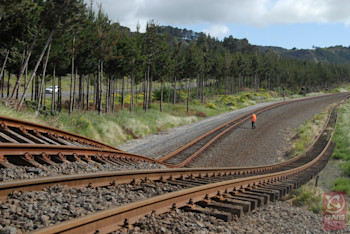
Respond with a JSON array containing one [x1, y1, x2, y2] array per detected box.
[[251, 113, 257, 129]]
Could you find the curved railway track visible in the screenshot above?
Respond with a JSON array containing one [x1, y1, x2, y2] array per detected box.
[[158, 93, 346, 167], [0, 99, 342, 233]]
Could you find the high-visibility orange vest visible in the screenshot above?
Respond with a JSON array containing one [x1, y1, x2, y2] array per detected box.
[[251, 114, 256, 122]]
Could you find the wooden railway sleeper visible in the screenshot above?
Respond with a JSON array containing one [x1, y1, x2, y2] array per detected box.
[[196, 200, 244, 218], [211, 196, 251, 213], [240, 191, 270, 205], [182, 205, 233, 222], [229, 192, 265, 207], [225, 194, 259, 210], [246, 188, 279, 202]]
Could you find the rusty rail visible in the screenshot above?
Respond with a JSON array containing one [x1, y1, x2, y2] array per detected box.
[[0, 115, 120, 150], [0, 101, 339, 199], [31, 103, 339, 234]]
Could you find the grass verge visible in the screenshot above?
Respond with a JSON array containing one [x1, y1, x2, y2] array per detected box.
[[331, 100, 350, 193]]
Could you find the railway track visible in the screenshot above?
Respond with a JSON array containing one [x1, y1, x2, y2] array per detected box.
[[157, 93, 345, 167], [0, 99, 342, 233], [0, 116, 162, 170]]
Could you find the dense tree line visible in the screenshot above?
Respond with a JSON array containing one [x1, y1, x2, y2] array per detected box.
[[1, 0, 350, 115]]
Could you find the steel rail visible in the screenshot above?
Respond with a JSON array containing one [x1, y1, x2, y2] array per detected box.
[[0, 115, 121, 150], [0, 102, 339, 200], [31, 106, 338, 234], [158, 93, 342, 167], [0, 144, 162, 169]]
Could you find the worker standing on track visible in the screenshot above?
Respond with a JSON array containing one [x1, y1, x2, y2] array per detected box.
[[251, 113, 257, 129]]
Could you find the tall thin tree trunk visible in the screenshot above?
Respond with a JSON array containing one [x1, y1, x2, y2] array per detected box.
[[148, 75, 153, 108], [69, 35, 75, 115], [86, 74, 90, 111], [173, 76, 177, 104], [121, 77, 125, 110], [143, 71, 147, 112], [0, 67, 4, 98], [72, 68, 78, 112], [130, 73, 134, 113], [52, 64, 56, 112], [201, 74, 204, 104], [111, 79, 115, 112], [35, 41, 51, 114], [17, 30, 53, 111], [105, 77, 110, 113], [98, 60, 103, 115], [0, 49, 9, 81], [160, 80, 163, 112], [187, 79, 190, 113], [10, 22, 44, 99], [7, 71, 10, 98]]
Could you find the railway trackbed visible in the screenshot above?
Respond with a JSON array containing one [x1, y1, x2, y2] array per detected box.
[[0, 100, 341, 233], [157, 93, 345, 167]]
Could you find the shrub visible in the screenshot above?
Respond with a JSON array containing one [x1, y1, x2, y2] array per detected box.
[[205, 102, 216, 109]]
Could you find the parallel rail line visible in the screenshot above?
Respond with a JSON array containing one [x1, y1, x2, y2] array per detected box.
[[30, 101, 340, 234], [0, 99, 341, 233]]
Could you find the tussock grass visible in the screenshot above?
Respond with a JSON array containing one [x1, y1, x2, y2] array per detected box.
[[291, 109, 329, 157], [331, 100, 350, 193], [289, 183, 323, 214]]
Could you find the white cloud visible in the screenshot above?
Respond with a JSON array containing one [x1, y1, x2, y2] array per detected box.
[[203, 25, 230, 38], [90, 0, 350, 30]]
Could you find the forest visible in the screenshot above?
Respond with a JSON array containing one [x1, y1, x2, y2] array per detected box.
[[1, 0, 350, 115]]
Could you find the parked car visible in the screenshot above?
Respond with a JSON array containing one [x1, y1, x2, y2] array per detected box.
[[45, 86, 59, 94]]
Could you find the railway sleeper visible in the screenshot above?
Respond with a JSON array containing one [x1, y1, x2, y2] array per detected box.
[[229, 192, 264, 207], [211, 197, 251, 213], [181, 205, 233, 222], [196, 200, 244, 218], [246, 188, 279, 202], [224, 194, 259, 210], [240, 191, 270, 205]]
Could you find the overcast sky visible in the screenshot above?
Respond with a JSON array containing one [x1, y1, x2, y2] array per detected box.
[[88, 0, 350, 49]]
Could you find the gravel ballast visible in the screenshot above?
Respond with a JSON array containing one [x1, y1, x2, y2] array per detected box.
[[0, 161, 165, 182], [0, 182, 184, 233], [120, 201, 350, 234]]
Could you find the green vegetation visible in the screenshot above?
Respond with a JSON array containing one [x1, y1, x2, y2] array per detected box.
[[331, 100, 350, 193], [290, 183, 323, 214], [290, 108, 329, 157]]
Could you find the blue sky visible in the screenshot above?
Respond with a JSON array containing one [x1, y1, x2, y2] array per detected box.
[[89, 0, 350, 49]]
